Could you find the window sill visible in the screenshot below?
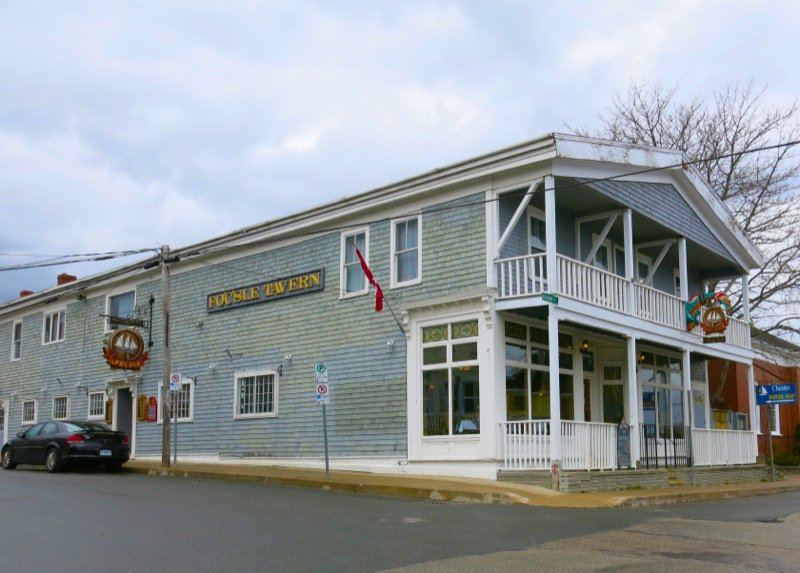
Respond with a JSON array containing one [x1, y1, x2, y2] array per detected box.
[[339, 290, 369, 300], [390, 278, 422, 289], [234, 413, 278, 420]]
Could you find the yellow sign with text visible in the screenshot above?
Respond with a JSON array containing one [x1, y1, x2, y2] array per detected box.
[[207, 269, 324, 313]]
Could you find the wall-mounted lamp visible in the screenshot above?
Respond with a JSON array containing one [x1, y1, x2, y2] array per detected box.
[[75, 383, 89, 395], [10, 391, 17, 398], [283, 353, 293, 365], [579, 339, 592, 354], [208, 363, 217, 371], [386, 339, 395, 354], [39, 386, 47, 394]]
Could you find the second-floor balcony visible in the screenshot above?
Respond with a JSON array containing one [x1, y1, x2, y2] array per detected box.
[[495, 253, 751, 349]]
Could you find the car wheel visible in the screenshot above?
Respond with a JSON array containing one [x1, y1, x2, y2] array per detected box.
[[45, 448, 62, 473], [1, 447, 17, 470]]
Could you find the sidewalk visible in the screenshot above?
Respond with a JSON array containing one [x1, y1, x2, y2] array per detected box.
[[124, 460, 800, 508]]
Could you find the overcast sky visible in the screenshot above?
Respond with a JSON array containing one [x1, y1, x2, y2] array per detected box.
[[1, 1, 798, 303]]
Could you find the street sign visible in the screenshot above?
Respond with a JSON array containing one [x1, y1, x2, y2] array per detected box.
[[169, 372, 182, 391], [316, 383, 330, 404], [756, 383, 797, 405], [314, 362, 328, 383], [542, 293, 559, 304]]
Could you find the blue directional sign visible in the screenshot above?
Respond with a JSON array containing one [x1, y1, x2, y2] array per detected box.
[[756, 383, 797, 405]]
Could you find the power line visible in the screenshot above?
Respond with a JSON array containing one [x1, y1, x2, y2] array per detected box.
[[0, 249, 156, 272]]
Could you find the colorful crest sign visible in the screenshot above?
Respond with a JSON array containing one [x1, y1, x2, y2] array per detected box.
[[103, 328, 149, 370]]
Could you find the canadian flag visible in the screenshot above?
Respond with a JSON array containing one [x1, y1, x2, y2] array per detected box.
[[354, 245, 384, 312]]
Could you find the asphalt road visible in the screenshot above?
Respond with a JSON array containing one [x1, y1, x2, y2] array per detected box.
[[1, 467, 798, 573]]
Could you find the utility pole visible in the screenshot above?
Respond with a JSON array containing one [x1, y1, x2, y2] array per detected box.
[[161, 244, 172, 468]]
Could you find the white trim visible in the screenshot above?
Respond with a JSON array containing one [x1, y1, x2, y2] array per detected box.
[[339, 227, 370, 298], [104, 289, 137, 333], [769, 404, 781, 436], [10, 319, 22, 361], [52, 395, 70, 420], [87, 391, 106, 420], [157, 379, 195, 423], [233, 369, 279, 419], [41, 307, 66, 345], [390, 215, 422, 288], [21, 399, 37, 425]]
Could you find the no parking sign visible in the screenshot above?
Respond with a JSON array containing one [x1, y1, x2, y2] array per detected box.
[[316, 382, 330, 404]]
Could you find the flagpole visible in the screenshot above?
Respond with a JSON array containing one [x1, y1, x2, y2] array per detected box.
[[382, 296, 406, 338]]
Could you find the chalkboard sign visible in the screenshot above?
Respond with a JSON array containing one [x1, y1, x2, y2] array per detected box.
[[617, 422, 631, 469]]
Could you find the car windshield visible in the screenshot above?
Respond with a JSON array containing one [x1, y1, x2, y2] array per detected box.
[[63, 423, 85, 433]]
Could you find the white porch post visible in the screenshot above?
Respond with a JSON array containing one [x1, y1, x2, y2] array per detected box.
[[548, 306, 562, 470], [626, 335, 640, 466], [544, 175, 557, 293], [682, 349, 692, 458], [747, 362, 758, 464], [678, 238, 688, 300], [741, 274, 751, 322], [623, 208, 634, 313]]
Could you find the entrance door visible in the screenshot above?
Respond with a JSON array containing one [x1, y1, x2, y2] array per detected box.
[[115, 388, 133, 442], [601, 363, 625, 424]]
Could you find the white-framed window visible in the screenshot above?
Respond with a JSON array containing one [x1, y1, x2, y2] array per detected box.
[[340, 228, 369, 297], [88, 391, 106, 420], [504, 320, 575, 422], [636, 253, 653, 284], [639, 349, 685, 440], [390, 216, 421, 287], [590, 234, 614, 272], [527, 207, 546, 253], [42, 309, 66, 344], [234, 370, 277, 419], [106, 290, 136, 332], [22, 399, 37, 425], [52, 395, 70, 420], [769, 404, 781, 436], [691, 384, 708, 429], [11, 319, 22, 360], [158, 379, 195, 423], [421, 319, 481, 436]]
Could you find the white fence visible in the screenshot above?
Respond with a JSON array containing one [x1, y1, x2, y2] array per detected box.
[[556, 255, 628, 313], [500, 420, 618, 470], [496, 253, 547, 298], [499, 420, 550, 469], [692, 429, 757, 466], [634, 283, 684, 329]]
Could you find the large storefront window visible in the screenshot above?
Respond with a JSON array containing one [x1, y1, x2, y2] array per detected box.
[[422, 320, 480, 436], [639, 350, 684, 439], [504, 320, 574, 421]]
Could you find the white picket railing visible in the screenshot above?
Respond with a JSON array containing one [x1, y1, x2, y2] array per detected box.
[[561, 421, 618, 470], [499, 420, 550, 470], [496, 253, 547, 298], [691, 429, 757, 466], [556, 255, 628, 313], [634, 283, 684, 329], [726, 317, 751, 348]]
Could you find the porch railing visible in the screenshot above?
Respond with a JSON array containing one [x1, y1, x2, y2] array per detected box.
[[499, 420, 550, 469], [691, 428, 757, 466], [556, 255, 628, 313], [496, 253, 547, 298], [562, 421, 617, 470], [633, 283, 684, 329], [494, 253, 750, 349]]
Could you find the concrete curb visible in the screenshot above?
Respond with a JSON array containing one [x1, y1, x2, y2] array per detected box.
[[123, 463, 800, 509]]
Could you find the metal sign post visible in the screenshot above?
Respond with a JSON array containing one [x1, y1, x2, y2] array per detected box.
[[755, 383, 797, 481], [315, 362, 330, 476], [169, 373, 181, 466]]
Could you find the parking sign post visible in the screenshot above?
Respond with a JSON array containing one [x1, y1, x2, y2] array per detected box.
[[315, 363, 330, 475]]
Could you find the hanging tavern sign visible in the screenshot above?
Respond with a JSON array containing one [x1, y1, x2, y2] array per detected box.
[[207, 269, 325, 313], [685, 291, 734, 344], [103, 328, 149, 370]]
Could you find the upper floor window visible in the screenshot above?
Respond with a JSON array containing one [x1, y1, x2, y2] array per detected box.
[[636, 253, 653, 284], [53, 395, 70, 420], [234, 370, 277, 419], [391, 216, 421, 287], [340, 229, 369, 297], [42, 309, 65, 344], [106, 291, 136, 331], [528, 207, 546, 253], [11, 319, 22, 360], [22, 399, 37, 425]]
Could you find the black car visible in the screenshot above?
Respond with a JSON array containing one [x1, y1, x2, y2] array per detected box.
[[1, 420, 130, 473]]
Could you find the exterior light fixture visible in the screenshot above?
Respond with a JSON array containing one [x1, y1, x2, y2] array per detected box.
[[579, 339, 591, 354], [386, 339, 395, 353]]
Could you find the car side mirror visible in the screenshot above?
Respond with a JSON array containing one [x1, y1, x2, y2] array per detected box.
[[16, 431, 25, 439]]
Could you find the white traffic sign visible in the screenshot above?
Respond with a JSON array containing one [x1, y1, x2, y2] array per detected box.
[[169, 372, 182, 391], [316, 382, 330, 404], [314, 362, 329, 383]]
